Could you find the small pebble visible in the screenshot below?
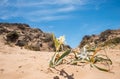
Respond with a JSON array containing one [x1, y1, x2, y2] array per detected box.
[[53, 76, 59, 79], [18, 66, 22, 68]]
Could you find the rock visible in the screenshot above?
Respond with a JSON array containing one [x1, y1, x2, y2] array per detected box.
[[63, 45, 71, 51], [28, 41, 42, 51], [16, 40, 27, 47], [6, 31, 19, 42], [0, 23, 71, 51], [41, 33, 53, 42], [79, 29, 120, 48], [0, 27, 9, 34]]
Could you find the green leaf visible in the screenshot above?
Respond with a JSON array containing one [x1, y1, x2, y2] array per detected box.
[[70, 59, 83, 65], [90, 64, 93, 68], [94, 54, 112, 65], [49, 52, 58, 67], [52, 33, 61, 52], [87, 49, 96, 52], [55, 50, 71, 66], [93, 64, 109, 72]]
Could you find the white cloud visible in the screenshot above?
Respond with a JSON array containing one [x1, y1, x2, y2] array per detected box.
[[57, 6, 75, 12], [15, 0, 86, 7], [0, 0, 106, 22], [28, 5, 75, 17], [25, 14, 70, 22], [40, 15, 69, 21]]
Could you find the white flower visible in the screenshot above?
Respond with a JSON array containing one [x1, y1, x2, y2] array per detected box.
[[78, 45, 89, 60], [57, 35, 65, 44], [78, 52, 89, 60], [83, 45, 89, 52]]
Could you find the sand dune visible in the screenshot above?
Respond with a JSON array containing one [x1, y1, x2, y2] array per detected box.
[[0, 43, 120, 79]]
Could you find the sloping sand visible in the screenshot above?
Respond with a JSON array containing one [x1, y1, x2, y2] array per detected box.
[[0, 42, 120, 79]]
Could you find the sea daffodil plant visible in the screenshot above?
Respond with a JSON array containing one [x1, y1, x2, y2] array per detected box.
[[71, 45, 112, 72], [49, 34, 112, 72], [49, 34, 71, 67]]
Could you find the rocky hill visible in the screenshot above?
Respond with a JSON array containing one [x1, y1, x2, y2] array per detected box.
[[79, 29, 120, 49], [0, 23, 70, 51]]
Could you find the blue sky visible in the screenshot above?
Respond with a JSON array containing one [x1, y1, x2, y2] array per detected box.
[[0, 0, 120, 48]]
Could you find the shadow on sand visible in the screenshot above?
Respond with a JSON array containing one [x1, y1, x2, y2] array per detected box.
[[53, 69, 74, 79]]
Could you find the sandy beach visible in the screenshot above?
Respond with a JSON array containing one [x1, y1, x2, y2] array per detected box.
[[0, 41, 120, 79]]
